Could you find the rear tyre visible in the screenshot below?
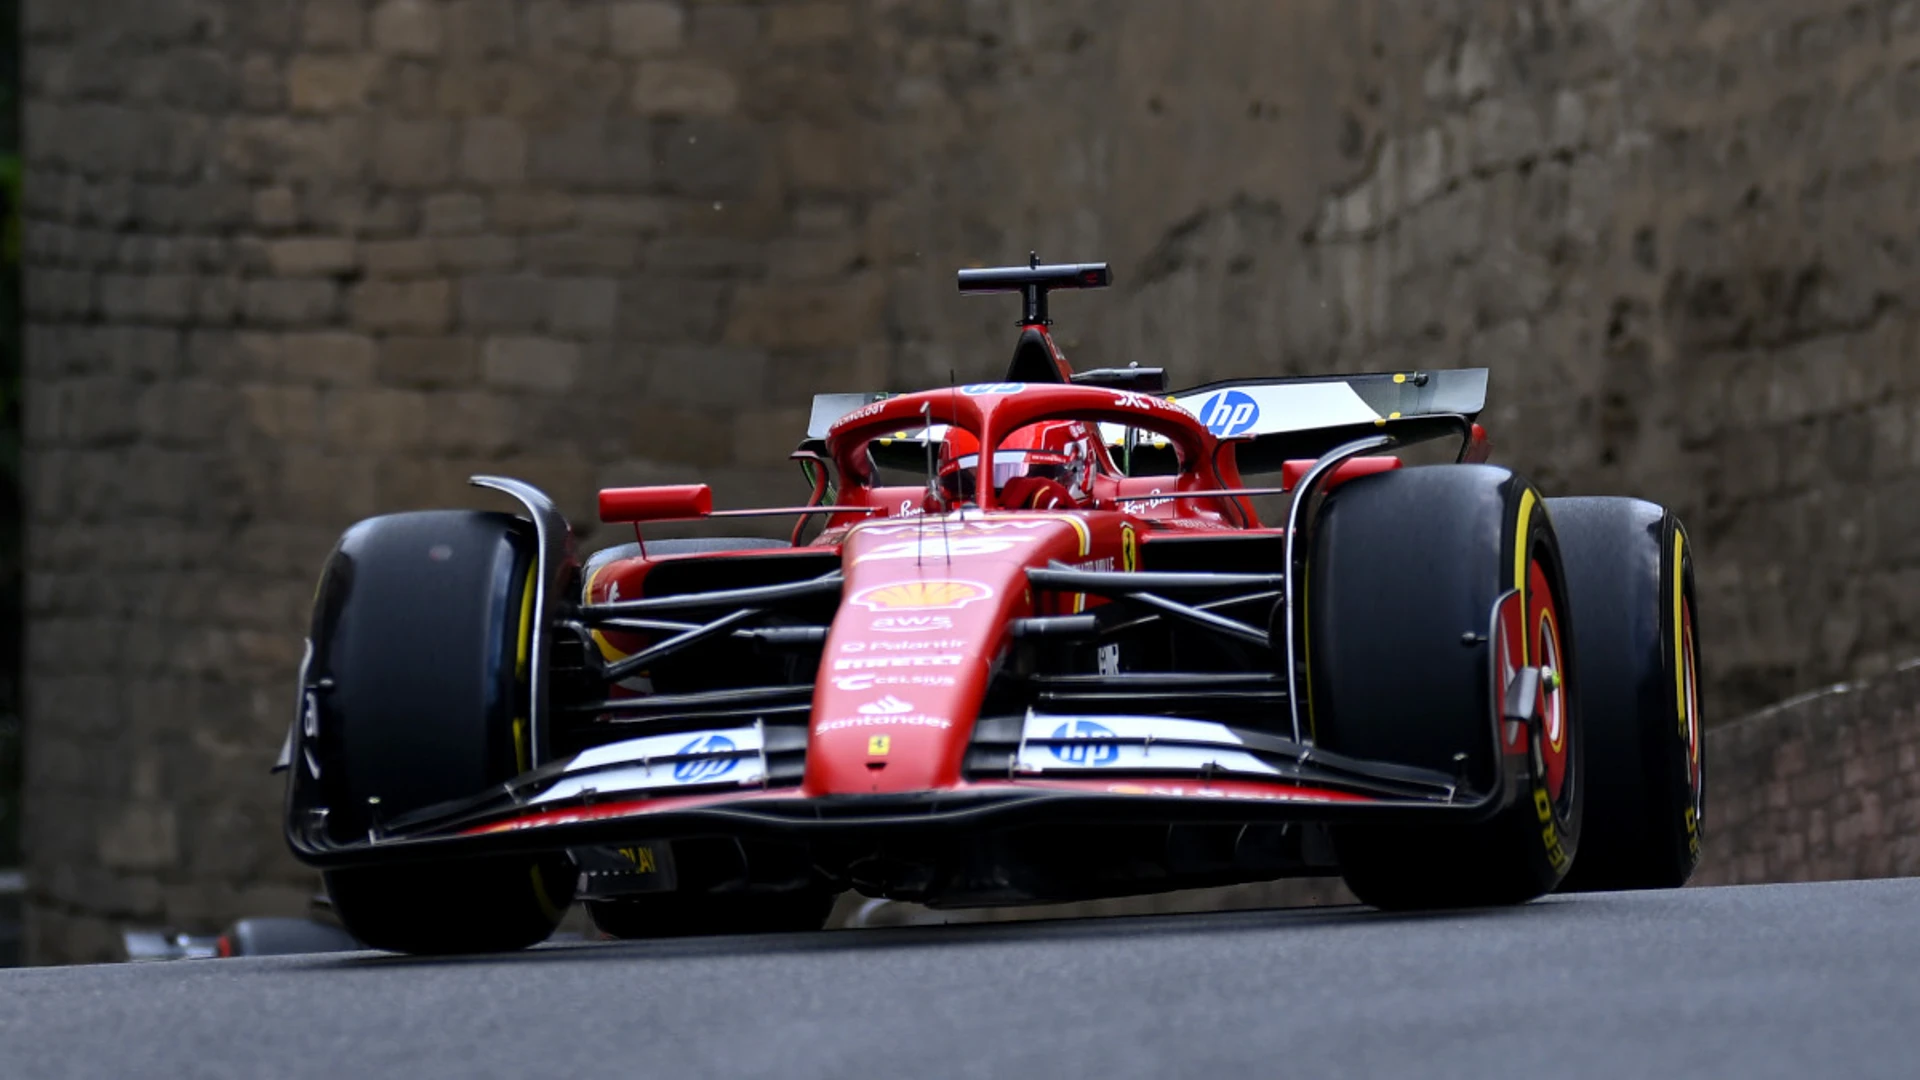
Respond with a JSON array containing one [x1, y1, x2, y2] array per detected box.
[[1304, 466, 1583, 909], [307, 510, 575, 954], [586, 889, 837, 940], [1549, 497, 1704, 891]]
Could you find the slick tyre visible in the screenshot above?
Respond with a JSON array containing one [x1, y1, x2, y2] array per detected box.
[[1549, 497, 1704, 892], [306, 510, 574, 954], [1305, 466, 1583, 909], [585, 889, 837, 939]]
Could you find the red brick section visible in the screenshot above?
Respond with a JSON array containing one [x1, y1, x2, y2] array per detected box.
[[1691, 661, 1920, 887]]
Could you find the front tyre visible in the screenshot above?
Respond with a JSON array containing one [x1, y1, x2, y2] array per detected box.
[[326, 856, 574, 955], [304, 510, 575, 954], [1304, 466, 1583, 909]]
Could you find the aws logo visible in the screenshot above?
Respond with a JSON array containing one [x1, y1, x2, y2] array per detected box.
[[868, 615, 954, 633]]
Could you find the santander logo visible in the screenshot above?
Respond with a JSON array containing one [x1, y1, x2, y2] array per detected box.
[[816, 693, 952, 733]]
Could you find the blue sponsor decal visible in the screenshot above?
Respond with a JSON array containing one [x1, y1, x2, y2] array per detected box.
[[961, 382, 1026, 396], [672, 734, 739, 782], [1049, 720, 1121, 765], [1201, 390, 1260, 437]]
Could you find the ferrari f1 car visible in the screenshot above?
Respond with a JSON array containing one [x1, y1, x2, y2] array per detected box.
[[278, 258, 1706, 954]]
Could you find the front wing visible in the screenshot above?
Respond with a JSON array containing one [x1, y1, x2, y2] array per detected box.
[[287, 707, 1530, 869]]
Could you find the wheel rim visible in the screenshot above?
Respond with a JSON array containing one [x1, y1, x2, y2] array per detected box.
[[1495, 549, 1576, 818], [1527, 556, 1573, 809]]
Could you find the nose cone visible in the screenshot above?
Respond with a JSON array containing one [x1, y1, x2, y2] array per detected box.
[[802, 516, 1089, 794]]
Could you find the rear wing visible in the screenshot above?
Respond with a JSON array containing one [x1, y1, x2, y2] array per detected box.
[[803, 368, 1488, 475], [1165, 368, 1487, 473], [1170, 368, 1485, 439]]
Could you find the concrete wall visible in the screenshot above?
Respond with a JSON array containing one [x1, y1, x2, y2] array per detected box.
[[21, 0, 1920, 960]]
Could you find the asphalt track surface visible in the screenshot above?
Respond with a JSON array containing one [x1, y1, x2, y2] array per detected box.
[[4, 878, 1919, 1080]]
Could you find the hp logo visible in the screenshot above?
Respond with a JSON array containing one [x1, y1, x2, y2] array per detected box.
[[1202, 390, 1260, 437], [672, 734, 739, 782], [1049, 720, 1121, 766]]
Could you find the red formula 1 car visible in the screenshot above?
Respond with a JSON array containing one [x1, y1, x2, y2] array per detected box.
[[278, 259, 1706, 954]]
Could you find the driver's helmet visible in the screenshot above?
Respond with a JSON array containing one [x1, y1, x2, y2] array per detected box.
[[938, 420, 1098, 505]]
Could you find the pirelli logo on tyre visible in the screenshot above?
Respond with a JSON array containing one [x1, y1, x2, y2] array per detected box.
[[1534, 787, 1570, 871]]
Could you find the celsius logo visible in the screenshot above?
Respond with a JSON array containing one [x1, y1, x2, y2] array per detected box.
[[1202, 390, 1260, 437], [961, 382, 1025, 396], [858, 695, 913, 716], [1049, 720, 1121, 766], [672, 734, 738, 782], [831, 673, 957, 691]]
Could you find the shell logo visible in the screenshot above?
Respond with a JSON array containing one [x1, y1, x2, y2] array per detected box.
[[850, 580, 994, 611]]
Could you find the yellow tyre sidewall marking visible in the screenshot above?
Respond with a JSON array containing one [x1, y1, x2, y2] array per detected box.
[[1513, 488, 1537, 665], [529, 863, 563, 922], [1672, 529, 1688, 732], [1512, 487, 1567, 869], [513, 562, 536, 774], [1673, 527, 1702, 855]]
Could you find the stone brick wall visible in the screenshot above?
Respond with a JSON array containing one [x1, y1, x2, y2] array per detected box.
[[21, 0, 1920, 960], [1693, 659, 1920, 886], [859, 0, 1920, 718], [20, 0, 870, 962]]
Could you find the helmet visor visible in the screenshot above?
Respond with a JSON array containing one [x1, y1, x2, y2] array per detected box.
[[941, 450, 1072, 502]]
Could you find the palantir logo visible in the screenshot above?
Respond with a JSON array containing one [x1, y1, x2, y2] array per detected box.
[[1049, 720, 1121, 765], [672, 734, 738, 782], [1202, 390, 1260, 437]]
